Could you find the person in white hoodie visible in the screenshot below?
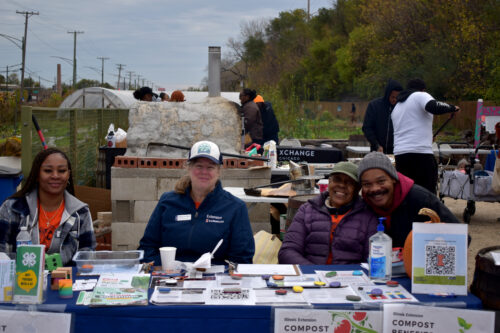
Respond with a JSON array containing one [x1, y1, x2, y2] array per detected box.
[[391, 79, 460, 194]]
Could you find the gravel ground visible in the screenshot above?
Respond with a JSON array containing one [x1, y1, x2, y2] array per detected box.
[[442, 198, 500, 288]]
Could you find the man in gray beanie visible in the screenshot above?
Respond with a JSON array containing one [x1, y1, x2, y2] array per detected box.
[[358, 152, 459, 247]]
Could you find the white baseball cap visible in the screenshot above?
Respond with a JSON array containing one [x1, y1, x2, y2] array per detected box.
[[188, 141, 223, 164]]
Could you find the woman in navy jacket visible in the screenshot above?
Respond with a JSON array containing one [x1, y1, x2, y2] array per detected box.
[[139, 141, 255, 265]]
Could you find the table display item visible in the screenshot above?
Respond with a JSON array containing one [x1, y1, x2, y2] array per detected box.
[[90, 273, 150, 306], [369, 217, 392, 282], [58, 279, 73, 298], [13, 245, 45, 304], [0, 255, 15, 302], [72, 250, 144, 275], [411, 222, 468, 295]]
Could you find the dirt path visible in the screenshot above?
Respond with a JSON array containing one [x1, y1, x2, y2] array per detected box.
[[442, 198, 500, 287]]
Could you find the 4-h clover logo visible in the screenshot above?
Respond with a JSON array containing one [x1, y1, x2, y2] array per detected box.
[[197, 143, 211, 154], [22, 252, 37, 267]]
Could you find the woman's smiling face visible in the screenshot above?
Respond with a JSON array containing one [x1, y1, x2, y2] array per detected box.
[[328, 173, 357, 207], [38, 153, 70, 196]]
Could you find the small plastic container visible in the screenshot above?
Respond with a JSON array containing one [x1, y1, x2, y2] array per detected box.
[[72, 250, 144, 274]]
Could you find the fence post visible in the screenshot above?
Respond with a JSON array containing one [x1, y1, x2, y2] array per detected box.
[[20, 106, 33, 180], [98, 108, 104, 146], [69, 109, 77, 182]]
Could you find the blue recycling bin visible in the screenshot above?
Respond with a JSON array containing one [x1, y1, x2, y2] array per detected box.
[[0, 166, 23, 204]]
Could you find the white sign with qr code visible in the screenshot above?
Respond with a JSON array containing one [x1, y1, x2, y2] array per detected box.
[[411, 222, 468, 295]]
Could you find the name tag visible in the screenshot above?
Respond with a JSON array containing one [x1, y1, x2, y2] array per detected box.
[[175, 214, 191, 222]]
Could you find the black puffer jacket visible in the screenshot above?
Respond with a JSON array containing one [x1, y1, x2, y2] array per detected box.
[[386, 184, 460, 247], [362, 80, 403, 154]]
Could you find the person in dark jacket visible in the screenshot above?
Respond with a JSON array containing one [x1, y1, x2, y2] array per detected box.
[[278, 162, 378, 265], [362, 80, 403, 154], [254, 94, 279, 144], [239, 88, 264, 145], [358, 152, 460, 247], [138, 141, 255, 265]]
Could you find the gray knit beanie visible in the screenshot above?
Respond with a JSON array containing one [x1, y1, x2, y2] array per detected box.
[[357, 152, 398, 180]]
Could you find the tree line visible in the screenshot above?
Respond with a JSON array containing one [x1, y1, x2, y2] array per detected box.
[[221, 0, 500, 102]]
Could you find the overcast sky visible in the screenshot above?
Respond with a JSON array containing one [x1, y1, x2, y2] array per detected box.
[[1, 0, 332, 91]]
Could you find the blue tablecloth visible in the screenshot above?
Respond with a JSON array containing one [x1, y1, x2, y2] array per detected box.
[[8, 265, 483, 333]]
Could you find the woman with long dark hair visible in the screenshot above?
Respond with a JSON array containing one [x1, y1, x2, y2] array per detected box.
[[0, 148, 95, 264]]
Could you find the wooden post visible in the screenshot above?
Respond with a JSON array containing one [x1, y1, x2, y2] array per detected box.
[[69, 109, 77, 181], [20, 105, 32, 181], [98, 108, 104, 146]]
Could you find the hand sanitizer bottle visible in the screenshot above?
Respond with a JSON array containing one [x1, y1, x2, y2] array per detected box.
[[369, 217, 392, 282]]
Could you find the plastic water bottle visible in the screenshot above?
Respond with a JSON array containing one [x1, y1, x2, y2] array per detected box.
[[369, 217, 392, 282], [106, 130, 116, 148], [16, 226, 32, 247]]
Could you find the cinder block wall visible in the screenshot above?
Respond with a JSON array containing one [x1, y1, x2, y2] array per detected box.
[[111, 167, 272, 251]]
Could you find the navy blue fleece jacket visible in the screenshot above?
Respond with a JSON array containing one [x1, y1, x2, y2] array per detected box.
[[139, 182, 255, 265]]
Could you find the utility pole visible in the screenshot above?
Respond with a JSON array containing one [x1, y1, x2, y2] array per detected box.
[[67, 30, 84, 88], [16, 10, 38, 132], [126, 71, 134, 90], [136, 74, 141, 89], [142, 78, 145, 87], [116, 64, 125, 90], [307, 0, 310, 21], [97, 56, 109, 87]]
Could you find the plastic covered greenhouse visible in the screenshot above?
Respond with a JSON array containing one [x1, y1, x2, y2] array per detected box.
[[59, 87, 240, 109]]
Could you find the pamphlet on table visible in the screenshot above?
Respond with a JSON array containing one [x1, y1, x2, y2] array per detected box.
[[90, 273, 150, 306]]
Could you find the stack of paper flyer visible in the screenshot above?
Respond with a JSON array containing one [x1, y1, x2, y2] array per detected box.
[[90, 273, 150, 306]]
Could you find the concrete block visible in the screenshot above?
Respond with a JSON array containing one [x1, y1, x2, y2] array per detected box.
[[220, 178, 249, 188], [134, 200, 157, 223], [112, 222, 148, 251], [247, 178, 271, 187], [112, 167, 185, 179], [112, 200, 134, 222], [222, 168, 271, 179], [111, 177, 157, 201], [157, 178, 182, 198]]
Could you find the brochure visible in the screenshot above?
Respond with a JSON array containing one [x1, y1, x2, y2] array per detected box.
[[150, 287, 205, 305], [13, 245, 45, 304], [411, 222, 468, 295], [0, 258, 15, 302], [90, 273, 150, 306]]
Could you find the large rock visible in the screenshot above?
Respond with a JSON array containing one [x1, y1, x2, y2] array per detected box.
[[126, 97, 242, 157]]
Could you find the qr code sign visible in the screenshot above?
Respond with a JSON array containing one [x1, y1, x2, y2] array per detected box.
[[210, 289, 250, 300], [425, 244, 456, 276]]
